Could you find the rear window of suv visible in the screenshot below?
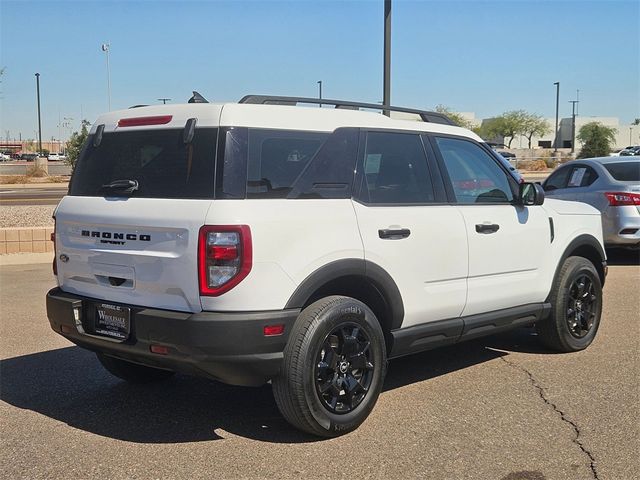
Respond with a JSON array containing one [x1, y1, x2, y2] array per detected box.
[[69, 128, 217, 199], [604, 162, 640, 182]]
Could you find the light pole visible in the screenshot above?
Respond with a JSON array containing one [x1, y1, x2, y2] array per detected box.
[[630, 127, 634, 146], [383, 0, 391, 116], [317, 81, 322, 107], [553, 82, 560, 152], [35, 73, 42, 154], [101, 42, 111, 110], [569, 99, 579, 154], [158, 98, 171, 104]]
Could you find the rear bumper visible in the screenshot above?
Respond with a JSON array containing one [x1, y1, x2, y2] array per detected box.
[[603, 206, 640, 248], [46, 288, 300, 386]]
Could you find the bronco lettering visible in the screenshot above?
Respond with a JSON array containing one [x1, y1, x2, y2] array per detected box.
[[81, 230, 151, 241]]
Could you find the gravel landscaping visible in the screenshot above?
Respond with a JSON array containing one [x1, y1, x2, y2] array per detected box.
[[0, 205, 56, 228]]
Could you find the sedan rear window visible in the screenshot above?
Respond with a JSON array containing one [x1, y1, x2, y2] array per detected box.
[[604, 162, 640, 182]]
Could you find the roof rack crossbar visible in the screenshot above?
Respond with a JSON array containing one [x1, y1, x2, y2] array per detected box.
[[238, 95, 456, 126]]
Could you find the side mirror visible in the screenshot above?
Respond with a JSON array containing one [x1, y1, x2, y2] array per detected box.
[[519, 182, 545, 206]]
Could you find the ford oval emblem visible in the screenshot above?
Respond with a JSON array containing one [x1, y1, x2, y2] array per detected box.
[[59, 254, 69, 263]]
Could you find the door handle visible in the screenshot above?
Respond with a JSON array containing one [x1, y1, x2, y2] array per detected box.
[[475, 223, 500, 234], [378, 228, 411, 239]]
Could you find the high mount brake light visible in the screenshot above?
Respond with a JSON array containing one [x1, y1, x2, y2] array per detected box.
[[198, 225, 252, 296], [117, 115, 173, 127], [605, 192, 640, 206]]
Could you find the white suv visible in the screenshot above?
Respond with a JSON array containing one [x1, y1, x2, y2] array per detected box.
[[47, 94, 607, 437]]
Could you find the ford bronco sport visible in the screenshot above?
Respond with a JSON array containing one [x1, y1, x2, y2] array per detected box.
[[47, 94, 606, 437]]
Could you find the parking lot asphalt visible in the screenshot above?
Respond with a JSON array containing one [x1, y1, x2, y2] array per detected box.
[[1, 254, 638, 480]]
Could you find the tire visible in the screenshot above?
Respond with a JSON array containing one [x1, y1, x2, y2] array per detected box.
[[273, 296, 387, 437], [96, 353, 175, 384], [536, 256, 603, 352]]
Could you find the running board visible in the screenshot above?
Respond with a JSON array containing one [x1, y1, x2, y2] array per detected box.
[[389, 303, 551, 359]]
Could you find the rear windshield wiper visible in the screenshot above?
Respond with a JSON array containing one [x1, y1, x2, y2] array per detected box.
[[100, 179, 139, 195]]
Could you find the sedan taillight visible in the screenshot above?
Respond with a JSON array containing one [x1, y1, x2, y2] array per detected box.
[[605, 192, 640, 206], [198, 225, 252, 296]]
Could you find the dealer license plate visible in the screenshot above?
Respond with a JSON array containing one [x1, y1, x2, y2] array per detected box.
[[94, 303, 130, 340]]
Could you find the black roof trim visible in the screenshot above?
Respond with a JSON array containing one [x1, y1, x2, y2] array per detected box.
[[238, 95, 457, 126], [188, 91, 209, 104]]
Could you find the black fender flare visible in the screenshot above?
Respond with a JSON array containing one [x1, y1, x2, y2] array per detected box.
[[549, 234, 607, 297], [284, 258, 405, 331]]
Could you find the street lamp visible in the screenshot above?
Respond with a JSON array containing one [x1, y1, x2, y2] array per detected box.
[[101, 42, 111, 110], [317, 81, 322, 107], [553, 82, 560, 152], [630, 127, 634, 146], [35, 73, 42, 154]]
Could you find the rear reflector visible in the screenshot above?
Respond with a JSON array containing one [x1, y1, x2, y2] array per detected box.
[[150, 345, 170, 355], [118, 115, 173, 127], [605, 192, 640, 206], [52, 218, 57, 276], [264, 324, 285, 336]]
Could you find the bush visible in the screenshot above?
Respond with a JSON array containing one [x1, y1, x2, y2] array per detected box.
[[26, 166, 48, 177], [577, 122, 617, 158]]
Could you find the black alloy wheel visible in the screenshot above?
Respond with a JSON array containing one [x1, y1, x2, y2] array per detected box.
[[315, 323, 374, 414], [566, 274, 598, 338]]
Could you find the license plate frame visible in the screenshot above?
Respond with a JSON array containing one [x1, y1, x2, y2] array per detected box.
[[94, 303, 130, 340]]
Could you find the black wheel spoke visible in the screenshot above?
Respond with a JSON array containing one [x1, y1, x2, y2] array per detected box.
[[314, 321, 375, 415], [566, 273, 599, 339]]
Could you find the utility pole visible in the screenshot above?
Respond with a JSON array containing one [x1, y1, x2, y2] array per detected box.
[[157, 98, 171, 104], [383, 0, 391, 116], [35, 73, 42, 154], [553, 82, 560, 152], [317, 81, 322, 107], [569, 99, 579, 154]]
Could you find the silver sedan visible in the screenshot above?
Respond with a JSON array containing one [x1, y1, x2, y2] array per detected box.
[[542, 157, 640, 249]]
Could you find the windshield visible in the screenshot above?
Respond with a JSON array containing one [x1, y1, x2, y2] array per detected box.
[[69, 128, 217, 198], [604, 162, 640, 182]]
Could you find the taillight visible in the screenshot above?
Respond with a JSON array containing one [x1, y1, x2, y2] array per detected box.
[[605, 192, 640, 206], [198, 225, 252, 296], [52, 218, 57, 276]]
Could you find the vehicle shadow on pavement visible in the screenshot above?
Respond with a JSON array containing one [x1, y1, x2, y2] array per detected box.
[[605, 248, 640, 266], [0, 335, 533, 444]]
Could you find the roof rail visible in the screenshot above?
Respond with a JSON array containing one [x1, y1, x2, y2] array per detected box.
[[238, 95, 457, 126]]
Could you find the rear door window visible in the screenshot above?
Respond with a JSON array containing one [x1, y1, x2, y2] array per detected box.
[[355, 131, 435, 204], [69, 128, 217, 198], [566, 166, 598, 188]]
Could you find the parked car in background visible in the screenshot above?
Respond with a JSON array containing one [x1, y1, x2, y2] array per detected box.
[[619, 146, 640, 156], [543, 157, 640, 249], [0, 153, 11, 161], [20, 153, 38, 161], [48, 153, 66, 161]]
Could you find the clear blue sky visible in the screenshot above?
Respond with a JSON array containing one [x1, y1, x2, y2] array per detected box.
[[1, 0, 638, 141]]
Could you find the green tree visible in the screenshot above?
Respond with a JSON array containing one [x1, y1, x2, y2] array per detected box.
[[479, 110, 528, 148], [434, 105, 474, 130], [576, 122, 617, 158], [65, 120, 90, 171], [632, 118, 640, 126], [521, 114, 551, 149]]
